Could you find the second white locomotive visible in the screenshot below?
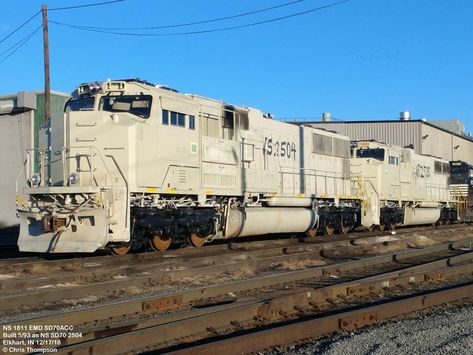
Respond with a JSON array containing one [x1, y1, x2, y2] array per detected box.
[[351, 140, 455, 230]]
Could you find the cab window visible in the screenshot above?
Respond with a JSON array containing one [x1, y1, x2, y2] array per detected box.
[[65, 97, 95, 111], [356, 148, 385, 161], [189, 115, 195, 129], [99, 95, 152, 118], [162, 109, 189, 128]]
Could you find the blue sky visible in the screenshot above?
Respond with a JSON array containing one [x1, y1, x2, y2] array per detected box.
[[1, 0, 472, 130]]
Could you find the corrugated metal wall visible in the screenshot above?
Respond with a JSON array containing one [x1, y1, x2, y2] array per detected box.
[[0, 111, 32, 241], [303, 121, 473, 163], [307, 121, 422, 153], [421, 123, 473, 162], [451, 134, 473, 162], [0, 92, 67, 243], [421, 124, 451, 160]]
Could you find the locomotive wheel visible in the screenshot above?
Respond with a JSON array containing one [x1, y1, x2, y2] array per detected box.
[[189, 233, 208, 248], [149, 233, 171, 251], [340, 222, 351, 234], [306, 229, 317, 238], [109, 243, 131, 255], [324, 224, 335, 236], [378, 224, 386, 232], [388, 223, 396, 231]]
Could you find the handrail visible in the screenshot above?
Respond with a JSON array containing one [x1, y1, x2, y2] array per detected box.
[[17, 145, 129, 230], [105, 154, 129, 228], [64, 145, 116, 189], [278, 165, 349, 197], [15, 154, 30, 196], [353, 176, 369, 207], [18, 148, 46, 189], [19, 145, 116, 190], [365, 179, 380, 199]]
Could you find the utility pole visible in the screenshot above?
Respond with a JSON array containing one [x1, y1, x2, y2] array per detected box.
[[42, 4, 50, 125]]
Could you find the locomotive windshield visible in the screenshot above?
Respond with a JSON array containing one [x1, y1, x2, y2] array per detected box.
[[356, 148, 385, 161], [65, 97, 95, 111], [99, 95, 152, 118]]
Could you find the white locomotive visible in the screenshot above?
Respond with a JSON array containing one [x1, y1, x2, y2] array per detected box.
[[15, 79, 456, 254], [351, 140, 455, 230]]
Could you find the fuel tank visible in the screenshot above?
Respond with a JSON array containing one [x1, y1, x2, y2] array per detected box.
[[225, 207, 317, 238], [403, 206, 440, 225]]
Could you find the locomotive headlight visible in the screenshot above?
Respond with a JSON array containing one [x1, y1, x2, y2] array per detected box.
[[30, 174, 41, 187], [88, 83, 102, 92], [68, 172, 80, 185]]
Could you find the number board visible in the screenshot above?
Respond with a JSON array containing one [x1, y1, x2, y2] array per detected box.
[[262, 137, 297, 160]]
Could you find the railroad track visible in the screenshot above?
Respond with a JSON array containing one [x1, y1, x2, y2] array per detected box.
[[1, 236, 472, 354], [170, 283, 473, 355], [2, 223, 471, 279], [1, 225, 472, 354], [1, 226, 472, 315], [60, 254, 473, 354], [0, 223, 468, 266]]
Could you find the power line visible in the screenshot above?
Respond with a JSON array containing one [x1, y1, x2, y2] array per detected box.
[[0, 25, 42, 63], [0, 24, 39, 57], [74, 0, 306, 30], [0, 0, 124, 51], [0, 1, 123, 46], [0, 11, 40, 44], [0, 24, 42, 57], [50, 0, 352, 37], [49, 0, 126, 11]]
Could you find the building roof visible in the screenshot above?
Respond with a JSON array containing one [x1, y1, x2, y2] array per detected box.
[[0, 90, 69, 100]]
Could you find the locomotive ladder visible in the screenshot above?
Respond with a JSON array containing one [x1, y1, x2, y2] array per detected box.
[[353, 175, 369, 207]]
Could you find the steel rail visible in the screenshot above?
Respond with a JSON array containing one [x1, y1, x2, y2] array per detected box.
[[0, 237, 300, 270], [3, 229, 465, 305], [1, 223, 470, 269], [0, 241, 321, 292], [0, 235, 304, 270], [168, 283, 473, 355], [52, 259, 473, 354], [51, 252, 473, 346], [1, 238, 471, 313], [2, 226, 471, 294], [5, 247, 471, 334]]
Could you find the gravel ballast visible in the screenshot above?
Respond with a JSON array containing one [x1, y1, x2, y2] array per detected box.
[[278, 302, 473, 355]]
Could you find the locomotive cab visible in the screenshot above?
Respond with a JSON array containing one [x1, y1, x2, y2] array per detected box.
[[16, 80, 162, 253]]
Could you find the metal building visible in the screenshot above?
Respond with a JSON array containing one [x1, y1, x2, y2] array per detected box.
[[293, 113, 473, 164], [0, 90, 68, 244]]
